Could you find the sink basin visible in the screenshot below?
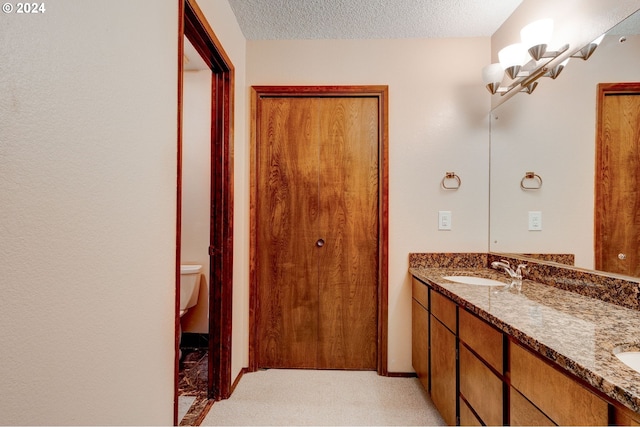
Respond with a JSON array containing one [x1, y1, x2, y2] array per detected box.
[[442, 275, 506, 286], [615, 351, 640, 373]]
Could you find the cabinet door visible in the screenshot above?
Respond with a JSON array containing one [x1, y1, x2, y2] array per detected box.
[[412, 298, 429, 391], [510, 388, 555, 426], [459, 345, 503, 426], [613, 403, 640, 426], [459, 308, 503, 372], [430, 315, 457, 426], [510, 342, 608, 426], [460, 398, 482, 426]]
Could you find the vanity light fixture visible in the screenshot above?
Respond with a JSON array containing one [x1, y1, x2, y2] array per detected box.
[[499, 43, 528, 79], [571, 34, 605, 60], [483, 18, 572, 96], [520, 19, 554, 61], [546, 57, 571, 79]]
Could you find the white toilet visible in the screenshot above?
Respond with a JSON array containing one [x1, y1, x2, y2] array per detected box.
[[179, 264, 202, 358], [180, 264, 202, 317]]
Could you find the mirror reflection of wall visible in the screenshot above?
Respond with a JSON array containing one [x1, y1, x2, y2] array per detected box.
[[489, 11, 640, 275]]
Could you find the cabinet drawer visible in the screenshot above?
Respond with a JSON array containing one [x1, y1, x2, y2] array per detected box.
[[510, 342, 608, 426], [510, 388, 555, 426], [459, 308, 503, 373], [431, 290, 456, 332], [459, 398, 482, 426], [412, 277, 429, 309], [460, 345, 503, 426]]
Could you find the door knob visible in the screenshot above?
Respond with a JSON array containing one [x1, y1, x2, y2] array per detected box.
[[316, 239, 325, 247], [618, 253, 627, 260]]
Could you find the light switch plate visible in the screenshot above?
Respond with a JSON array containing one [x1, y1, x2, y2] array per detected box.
[[528, 211, 542, 231], [439, 211, 452, 230]]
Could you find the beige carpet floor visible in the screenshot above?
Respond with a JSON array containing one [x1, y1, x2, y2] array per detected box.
[[201, 369, 446, 426]]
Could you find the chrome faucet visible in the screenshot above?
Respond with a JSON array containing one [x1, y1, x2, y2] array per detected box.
[[491, 259, 527, 280]]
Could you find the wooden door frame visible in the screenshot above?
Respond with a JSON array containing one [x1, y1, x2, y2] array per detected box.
[[594, 82, 640, 271], [248, 85, 389, 375], [176, 0, 235, 423]]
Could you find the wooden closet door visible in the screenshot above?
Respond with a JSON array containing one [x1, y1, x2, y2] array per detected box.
[[596, 84, 640, 276], [257, 97, 320, 368], [256, 96, 378, 370], [317, 97, 378, 369]]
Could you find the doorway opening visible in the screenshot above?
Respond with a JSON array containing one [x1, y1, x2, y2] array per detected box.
[[176, 0, 235, 424]]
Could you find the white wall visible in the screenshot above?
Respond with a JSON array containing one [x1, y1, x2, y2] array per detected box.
[[0, 1, 178, 425], [181, 70, 212, 333], [247, 38, 491, 372], [196, 0, 249, 384]]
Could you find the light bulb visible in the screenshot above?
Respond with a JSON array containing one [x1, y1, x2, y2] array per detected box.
[[499, 43, 528, 79]]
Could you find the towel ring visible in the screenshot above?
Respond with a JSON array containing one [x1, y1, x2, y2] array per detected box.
[[441, 172, 461, 190], [520, 172, 543, 190]]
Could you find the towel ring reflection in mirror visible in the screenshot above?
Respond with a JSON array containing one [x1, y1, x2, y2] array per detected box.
[[520, 172, 543, 190], [441, 172, 461, 190]]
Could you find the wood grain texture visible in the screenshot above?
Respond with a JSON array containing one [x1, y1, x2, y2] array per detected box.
[[257, 97, 320, 368], [412, 277, 429, 309], [250, 85, 389, 374], [431, 291, 457, 333], [459, 345, 503, 426], [613, 401, 640, 426], [510, 342, 608, 426], [255, 95, 378, 370], [412, 298, 429, 391], [510, 388, 556, 426], [430, 315, 457, 426], [459, 398, 482, 426], [595, 83, 640, 276], [317, 97, 378, 369], [459, 308, 503, 373]]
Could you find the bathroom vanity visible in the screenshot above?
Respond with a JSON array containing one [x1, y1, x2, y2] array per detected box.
[[409, 253, 640, 426]]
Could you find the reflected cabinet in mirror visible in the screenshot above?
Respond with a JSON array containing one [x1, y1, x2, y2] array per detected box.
[[489, 10, 640, 277]]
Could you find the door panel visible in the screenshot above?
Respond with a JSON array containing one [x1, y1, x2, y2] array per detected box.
[[596, 84, 640, 276], [256, 95, 378, 370], [317, 97, 378, 369], [257, 98, 320, 368]]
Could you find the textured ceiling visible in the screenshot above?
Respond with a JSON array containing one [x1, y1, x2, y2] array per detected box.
[[227, 0, 524, 40]]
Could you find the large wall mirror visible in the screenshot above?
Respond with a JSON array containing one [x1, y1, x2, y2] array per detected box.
[[489, 9, 640, 276]]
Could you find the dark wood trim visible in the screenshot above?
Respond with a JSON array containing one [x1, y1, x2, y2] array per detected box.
[[249, 85, 389, 375], [174, 1, 185, 424], [387, 372, 418, 378], [178, 0, 235, 410], [594, 82, 640, 271], [191, 400, 215, 427], [230, 367, 248, 395]]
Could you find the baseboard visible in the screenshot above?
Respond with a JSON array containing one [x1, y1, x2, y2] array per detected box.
[[180, 332, 209, 349], [386, 371, 417, 378], [229, 367, 248, 396]]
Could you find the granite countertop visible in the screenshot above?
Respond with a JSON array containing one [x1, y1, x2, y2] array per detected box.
[[410, 266, 640, 414]]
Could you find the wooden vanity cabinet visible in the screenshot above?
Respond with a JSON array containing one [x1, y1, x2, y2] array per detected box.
[[430, 291, 457, 426], [613, 403, 640, 426], [411, 275, 640, 426], [411, 278, 429, 391], [458, 308, 505, 426], [510, 388, 555, 426], [509, 341, 608, 426]]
